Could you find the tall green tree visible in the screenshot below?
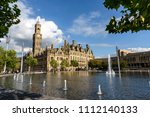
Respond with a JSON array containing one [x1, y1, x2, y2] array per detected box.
[[0, 0, 20, 37], [0, 47, 5, 71], [50, 59, 58, 71], [101, 61, 108, 70], [88, 60, 101, 69], [60, 59, 69, 70], [88, 60, 108, 70], [120, 60, 128, 69], [0, 48, 17, 72], [15, 58, 20, 71], [112, 60, 128, 70], [70, 60, 79, 67], [6, 50, 17, 72], [104, 0, 150, 33], [25, 55, 37, 72]]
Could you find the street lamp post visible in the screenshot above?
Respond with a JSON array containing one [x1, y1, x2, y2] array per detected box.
[[20, 43, 24, 74], [3, 35, 11, 73], [116, 46, 121, 78]]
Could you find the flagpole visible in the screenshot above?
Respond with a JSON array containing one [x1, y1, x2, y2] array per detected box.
[[3, 35, 11, 73], [20, 43, 24, 74]]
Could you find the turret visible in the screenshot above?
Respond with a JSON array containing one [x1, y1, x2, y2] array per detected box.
[[51, 44, 54, 49], [86, 44, 90, 50], [72, 40, 76, 46]]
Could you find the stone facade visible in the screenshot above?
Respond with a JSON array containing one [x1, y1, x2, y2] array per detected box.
[[25, 21, 94, 71], [33, 20, 42, 57]]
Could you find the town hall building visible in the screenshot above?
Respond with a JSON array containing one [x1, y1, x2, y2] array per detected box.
[[24, 20, 94, 71]]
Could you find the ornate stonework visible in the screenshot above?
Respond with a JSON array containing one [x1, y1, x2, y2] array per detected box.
[[26, 21, 94, 71], [33, 20, 42, 57]]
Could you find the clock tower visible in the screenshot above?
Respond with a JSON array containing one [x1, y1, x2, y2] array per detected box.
[[33, 20, 42, 56]]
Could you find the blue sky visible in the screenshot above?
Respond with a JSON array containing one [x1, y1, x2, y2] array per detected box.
[[1, 0, 150, 57]]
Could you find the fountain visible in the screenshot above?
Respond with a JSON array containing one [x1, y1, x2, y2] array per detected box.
[[63, 80, 67, 91], [15, 43, 24, 83], [13, 73, 17, 80], [97, 84, 102, 95], [15, 73, 23, 83], [43, 80, 46, 87], [19, 74, 23, 83], [16, 74, 19, 81], [29, 77, 32, 85], [106, 54, 115, 76]]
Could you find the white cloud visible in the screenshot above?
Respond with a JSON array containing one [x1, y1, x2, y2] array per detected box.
[[0, 38, 31, 52], [127, 47, 150, 53], [78, 42, 114, 48], [12, 44, 32, 54], [68, 11, 106, 36], [17, 1, 33, 19], [90, 43, 115, 47], [89, 11, 101, 19], [6, 0, 64, 53]]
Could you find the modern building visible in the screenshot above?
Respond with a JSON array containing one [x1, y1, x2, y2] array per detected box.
[[24, 20, 94, 71], [118, 49, 150, 69], [95, 49, 150, 70]]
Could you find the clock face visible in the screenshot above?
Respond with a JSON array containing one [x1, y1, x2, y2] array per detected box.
[[37, 34, 41, 37]]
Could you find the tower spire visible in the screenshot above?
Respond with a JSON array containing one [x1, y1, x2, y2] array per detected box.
[[33, 19, 42, 56], [37, 16, 40, 23]]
